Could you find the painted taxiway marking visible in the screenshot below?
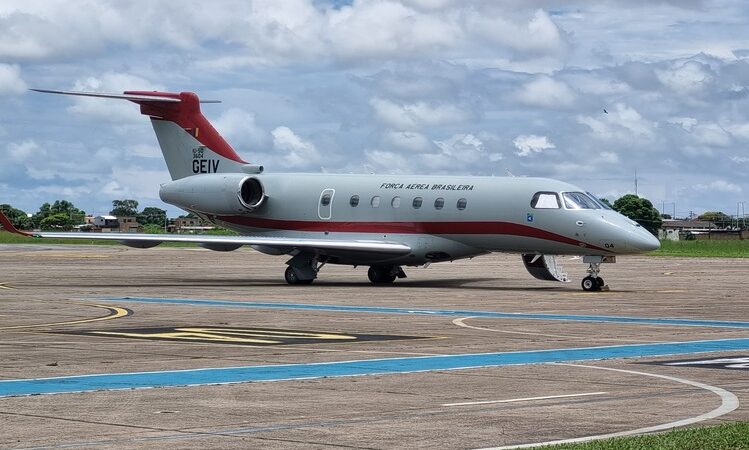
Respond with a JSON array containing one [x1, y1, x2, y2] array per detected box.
[[442, 391, 607, 407], [452, 317, 658, 343], [102, 296, 749, 329], [484, 363, 739, 449], [0, 282, 15, 290], [2, 337, 749, 398], [0, 304, 131, 331]]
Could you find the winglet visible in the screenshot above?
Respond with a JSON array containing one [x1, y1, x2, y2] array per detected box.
[[0, 210, 32, 236]]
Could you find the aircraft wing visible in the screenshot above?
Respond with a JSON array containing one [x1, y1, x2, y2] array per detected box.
[[0, 212, 411, 255]]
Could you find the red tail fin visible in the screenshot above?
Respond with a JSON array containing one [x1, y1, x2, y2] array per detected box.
[[124, 91, 246, 164]]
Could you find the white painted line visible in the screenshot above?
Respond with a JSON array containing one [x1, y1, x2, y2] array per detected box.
[[452, 316, 574, 339], [443, 391, 608, 407], [478, 363, 740, 450], [451, 317, 666, 343]]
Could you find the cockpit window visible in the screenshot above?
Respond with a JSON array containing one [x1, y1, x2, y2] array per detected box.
[[563, 192, 601, 209], [531, 192, 561, 209], [587, 192, 613, 210]]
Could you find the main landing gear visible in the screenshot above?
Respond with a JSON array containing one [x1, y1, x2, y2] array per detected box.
[[580, 255, 615, 292], [367, 265, 407, 284], [283, 253, 407, 286]]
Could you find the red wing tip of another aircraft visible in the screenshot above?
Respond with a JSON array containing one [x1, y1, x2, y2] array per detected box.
[[30, 89, 220, 104], [0, 210, 32, 236]]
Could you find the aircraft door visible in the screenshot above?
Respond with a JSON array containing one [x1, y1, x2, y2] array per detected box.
[[318, 189, 335, 220]]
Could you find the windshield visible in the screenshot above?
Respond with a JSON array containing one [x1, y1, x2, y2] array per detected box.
[[563, 192, 601, 209], [587, 192, 613, 210]]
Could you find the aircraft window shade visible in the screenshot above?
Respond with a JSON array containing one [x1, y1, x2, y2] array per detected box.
[[531, 192, 560, 209], [434, 197, 444, 210], [563, 192, 600, 209], [350, 195, 360, 207], [457, 198, 467, 210], [320, 193, 332, 207], [371, 196, 381, 208], [412, 197, 423, 209], [391, 196, 401, 208]]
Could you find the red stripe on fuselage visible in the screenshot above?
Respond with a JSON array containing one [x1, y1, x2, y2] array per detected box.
[[218, 216, 606, 252]]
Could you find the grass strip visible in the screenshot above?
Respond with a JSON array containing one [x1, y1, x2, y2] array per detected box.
[[541, 422, 749, 450]]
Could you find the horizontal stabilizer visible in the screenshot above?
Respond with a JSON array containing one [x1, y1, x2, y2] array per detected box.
[[30, 89, 220, 103]]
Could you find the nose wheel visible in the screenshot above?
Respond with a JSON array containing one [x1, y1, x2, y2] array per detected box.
[[581, 275, 605, 292], [581, 255, 614, 291]]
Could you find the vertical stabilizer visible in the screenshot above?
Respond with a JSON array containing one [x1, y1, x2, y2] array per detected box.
[[124, 91, 247, 180], [31, 89, 248, 180]]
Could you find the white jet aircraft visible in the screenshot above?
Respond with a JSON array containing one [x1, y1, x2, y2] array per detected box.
[[0, 89, 660, 291]]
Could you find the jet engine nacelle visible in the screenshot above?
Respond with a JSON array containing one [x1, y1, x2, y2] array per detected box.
[[159, 174, 266, 215]]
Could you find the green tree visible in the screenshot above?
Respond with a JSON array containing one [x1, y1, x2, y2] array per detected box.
[[137, 207, 167, 226], [40, 212, 74, 231], [0, 204, 32, 230], [110, 199, 139, 217], [32, 200, 85, 228], [612, 194, 663, 235], [598, 198, 614, 209], [697, 211, 731, 228]]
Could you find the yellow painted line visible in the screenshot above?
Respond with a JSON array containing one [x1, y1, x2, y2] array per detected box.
[[0, 304, 131, 330]]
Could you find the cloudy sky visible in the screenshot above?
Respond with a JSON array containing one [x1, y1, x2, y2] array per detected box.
[[2, 0, 749, 218]]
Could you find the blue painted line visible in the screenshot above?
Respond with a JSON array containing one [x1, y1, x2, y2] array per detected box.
[[103, 296, 749, 329], [3, 338, 749, 397]]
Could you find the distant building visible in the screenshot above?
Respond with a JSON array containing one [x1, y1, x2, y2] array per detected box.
[[169, 217, 214, 233], [92, 215, 119, 230], [659, 219, 735, 241], [117, 216, 140, 233]]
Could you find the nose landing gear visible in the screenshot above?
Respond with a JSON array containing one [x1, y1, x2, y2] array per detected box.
[[581, 255, 615, 291]]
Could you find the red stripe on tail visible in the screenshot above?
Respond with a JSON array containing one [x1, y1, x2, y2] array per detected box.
[[124, 91, 247, 164]]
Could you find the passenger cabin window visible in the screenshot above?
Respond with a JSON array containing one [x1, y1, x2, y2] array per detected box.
[[391, 196, 401, 208], [371, 196, 381, 208], [531, 192, 561, 209], [563, 192, 601, 210], [320, 193, 332, 206], [434, 197, 444, 210], [412, 197, 423, 209], [457, 198, 467, 210], [350, 195, 360, 207]]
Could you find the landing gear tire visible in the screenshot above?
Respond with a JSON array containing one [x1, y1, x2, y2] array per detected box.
[[597, 277, 605, 289], [581, 276, 601, 292], [368, 265, 397, 284], [285, 266, 314, 285]]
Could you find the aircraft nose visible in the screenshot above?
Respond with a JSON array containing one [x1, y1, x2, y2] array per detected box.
[[628, 229, 660, 252]]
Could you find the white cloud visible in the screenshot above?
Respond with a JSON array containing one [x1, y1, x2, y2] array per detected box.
[[271, 126, 321, 169], [577, 103, 655, 141], [694, 180, 742, 193], [68, 72, 163, 124], [7, 140, 37, 162], [213, 108, 269, 153], [0, 64, 26, 95], [667, 117, 698, 132], [370, 97, 470, 130], [513, 134, 555, 157], [516, 75, 575, 108], [383, 131, 432, 152], [656, 60, 714, 94]]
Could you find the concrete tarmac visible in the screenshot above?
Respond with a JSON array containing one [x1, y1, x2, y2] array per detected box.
[[0, 244, 747, 449]]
